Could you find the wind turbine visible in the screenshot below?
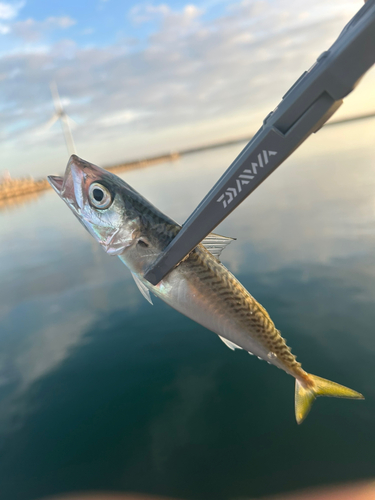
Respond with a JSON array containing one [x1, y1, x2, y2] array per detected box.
[[46, 81, 76, 155]]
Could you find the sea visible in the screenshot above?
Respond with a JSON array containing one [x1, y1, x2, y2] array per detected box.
[[0, 119, 374, 500]]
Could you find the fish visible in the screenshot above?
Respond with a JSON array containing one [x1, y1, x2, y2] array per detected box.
[[48, 155, 364, 424]]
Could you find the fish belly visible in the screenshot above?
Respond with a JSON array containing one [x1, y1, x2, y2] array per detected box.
[[151, 246, 296, 374]]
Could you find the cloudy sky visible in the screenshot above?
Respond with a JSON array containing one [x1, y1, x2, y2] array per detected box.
[[0, 0, 374, 177]]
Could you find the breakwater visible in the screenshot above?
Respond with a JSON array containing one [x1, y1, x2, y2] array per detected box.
[[2, 109, 374, 207], [0, 174, 50, 201], [106, 152, 180, 174]]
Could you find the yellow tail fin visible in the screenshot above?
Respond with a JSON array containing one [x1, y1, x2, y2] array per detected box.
[[295, 374, 364, 424]]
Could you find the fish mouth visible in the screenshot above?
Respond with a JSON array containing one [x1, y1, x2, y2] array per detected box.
[[47, 155, 87, 210], [47, 175, 64, 194]]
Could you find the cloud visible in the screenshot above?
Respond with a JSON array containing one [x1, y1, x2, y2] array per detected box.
[[96, 109, 148, 127], [129, 3, 172, 24], [12, 16, 76, 41], [0, 1, 24, 35], [0, 0, 369, 177], [0, 1, 24, 20], [130, 2, 202, 26], [0, 22, 10, 33]]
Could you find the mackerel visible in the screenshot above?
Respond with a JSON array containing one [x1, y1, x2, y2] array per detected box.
[[48, 155, 364, 423]]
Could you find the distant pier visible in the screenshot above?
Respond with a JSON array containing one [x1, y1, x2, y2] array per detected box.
[[106, 152, 180, 174], [1, 109, 374, 207], [0, 172, 50, 201]]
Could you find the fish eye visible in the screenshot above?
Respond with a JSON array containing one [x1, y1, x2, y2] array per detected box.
[[88, 183, 112, 209]]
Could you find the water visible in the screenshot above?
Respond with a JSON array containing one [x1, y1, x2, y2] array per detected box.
[[0, 121, 375, 500]]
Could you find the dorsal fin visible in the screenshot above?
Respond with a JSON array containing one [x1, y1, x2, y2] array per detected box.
[[202, 233, 235, 259], [131, 272, 153, 305], [219, 335, 242, 350]]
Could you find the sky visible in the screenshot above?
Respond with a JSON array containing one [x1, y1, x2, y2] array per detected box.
[[0, 0, 374, 177]]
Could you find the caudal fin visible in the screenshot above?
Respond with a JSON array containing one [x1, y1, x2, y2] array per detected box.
[[295, 374, 364, 424]]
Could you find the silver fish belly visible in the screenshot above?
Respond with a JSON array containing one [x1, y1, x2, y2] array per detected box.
[[137, 245, 298, 376]]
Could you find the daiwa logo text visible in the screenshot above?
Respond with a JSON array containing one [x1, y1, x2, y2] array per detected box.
[[217, 150, 277, 208]]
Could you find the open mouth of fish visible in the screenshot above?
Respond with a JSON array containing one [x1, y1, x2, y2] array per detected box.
[[47, 155, 87, 211], [48, 174, 64, 194]]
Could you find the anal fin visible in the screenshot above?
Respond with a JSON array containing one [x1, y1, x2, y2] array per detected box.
[[219, 335, 242, 351]]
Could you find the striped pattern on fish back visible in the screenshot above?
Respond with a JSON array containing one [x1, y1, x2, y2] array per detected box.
[[182, 244, 301, 372]]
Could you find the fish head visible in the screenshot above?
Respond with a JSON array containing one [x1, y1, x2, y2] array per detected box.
[[48, 155, 146, 258], [48, 155, 178, 273]]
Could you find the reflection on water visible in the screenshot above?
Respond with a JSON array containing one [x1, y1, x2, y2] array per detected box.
[[0, 120, 374, 500]]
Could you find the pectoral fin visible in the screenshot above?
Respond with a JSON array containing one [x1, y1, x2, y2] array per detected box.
[[132, 273, 153, 305]]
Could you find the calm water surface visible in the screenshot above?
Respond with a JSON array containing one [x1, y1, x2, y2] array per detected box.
[[0, 121, 375, 500]]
